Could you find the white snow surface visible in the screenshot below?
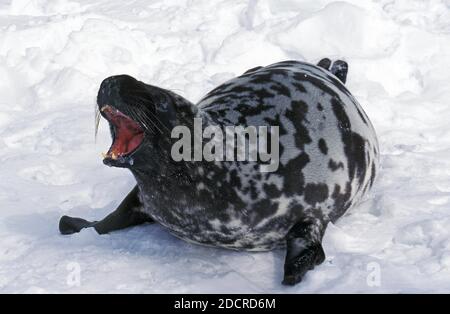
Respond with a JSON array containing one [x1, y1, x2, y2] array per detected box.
[[1, 0, 450, 293]]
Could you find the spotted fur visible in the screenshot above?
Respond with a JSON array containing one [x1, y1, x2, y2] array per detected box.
[[59, 59, 379, 285], [130, 60, 379, 251]]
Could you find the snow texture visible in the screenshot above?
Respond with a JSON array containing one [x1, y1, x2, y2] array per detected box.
[[1, 0, 450, 293]]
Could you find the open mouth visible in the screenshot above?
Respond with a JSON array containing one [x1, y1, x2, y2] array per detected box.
[[101, 105, 144, 160]]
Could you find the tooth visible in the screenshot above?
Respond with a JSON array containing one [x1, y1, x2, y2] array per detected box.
[[101, 152, 107, 158], [112, 152, 118, 160]]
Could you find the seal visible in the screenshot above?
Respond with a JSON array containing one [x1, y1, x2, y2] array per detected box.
[[59, 58, 379, 285]]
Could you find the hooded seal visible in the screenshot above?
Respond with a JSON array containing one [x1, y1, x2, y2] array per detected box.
[[59, 58, 379, 285]]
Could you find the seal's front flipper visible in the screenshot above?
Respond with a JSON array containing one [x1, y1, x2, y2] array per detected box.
[[282, 220, 326, 285], [317, 58, 331, 70], [59, 216, 97, 235], [59, 185, 153, 235], [331, 60, 348, 84], [92, 185, 153, 234]]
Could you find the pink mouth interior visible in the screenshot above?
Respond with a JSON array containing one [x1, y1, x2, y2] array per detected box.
[[102, 106, 144, 157]]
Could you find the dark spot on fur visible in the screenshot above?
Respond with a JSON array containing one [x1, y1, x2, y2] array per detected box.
[[229, 169, 241, 189], [243, 66, 263, 75], [328, 159, 344, 171], [250, 199, 279, 224], [285, 100, 311, 149], [278, 152, 310, 197], [255, 88, 275, 100], [329, 182, 352, 222], [249, 69, 287, 85], [264, 183, 282, 198], [292, 82, 306, 93], [201, 82, 235, 100], [304, 183, 329, 206], [266, 60, 302, 68], [318, 138, 328, 155], [292, 69, 353, 101], [248, 180, 259, 200], [235, 102, 273, 124], [332, 98, 367, 186], [270, 83, 291, 97]]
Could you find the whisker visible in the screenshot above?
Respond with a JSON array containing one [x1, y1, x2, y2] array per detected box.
[[128, 105, 164, 135], [141, 111, 166, 134], [126, 99, 171, 134], [127, 96, 174, 134], [94, 104, 101, 142], [127, 107, 159, 134], [144, 108, 172, 133]]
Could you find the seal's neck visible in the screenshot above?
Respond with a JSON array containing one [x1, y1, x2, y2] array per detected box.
[[166, 90, 200, 127], [128, 89, 204, 189]]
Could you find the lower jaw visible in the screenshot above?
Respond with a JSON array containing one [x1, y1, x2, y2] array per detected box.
[[103, 154, 135, 168]]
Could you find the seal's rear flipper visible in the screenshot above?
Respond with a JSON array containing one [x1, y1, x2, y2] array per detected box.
[[282, 220, 326, 285], [59, 185, 154, 235], [331, 60, 348, 84], [317, 58, 331, 70]]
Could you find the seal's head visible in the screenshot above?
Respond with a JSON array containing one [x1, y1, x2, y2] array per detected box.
[[96, 75, 195, 169]]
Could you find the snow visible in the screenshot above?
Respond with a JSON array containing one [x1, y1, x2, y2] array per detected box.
[[1, 0, 450, 293]]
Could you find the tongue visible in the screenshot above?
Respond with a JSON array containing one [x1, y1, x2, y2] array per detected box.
[[108, 112, 144, 157]]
